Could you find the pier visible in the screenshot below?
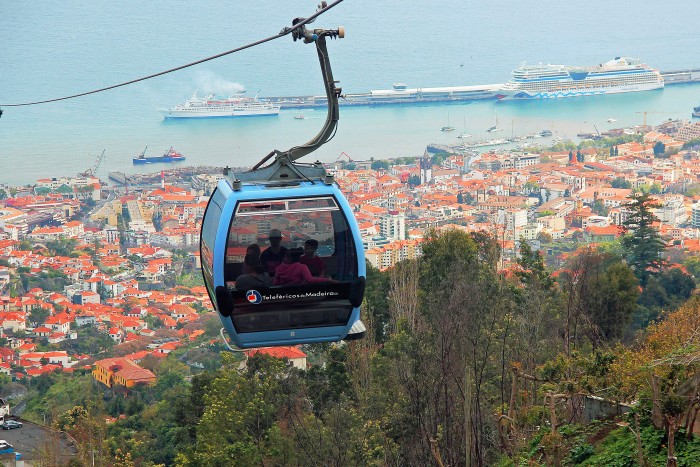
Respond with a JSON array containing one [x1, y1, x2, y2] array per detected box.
[[660, 68, 700, 84], [263, 68, 700, 110]]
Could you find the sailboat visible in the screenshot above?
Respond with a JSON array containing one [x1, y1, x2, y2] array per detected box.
[[486, 109, 503, 133], [441, 112, 455, 132], [457, 116, 471, 139]]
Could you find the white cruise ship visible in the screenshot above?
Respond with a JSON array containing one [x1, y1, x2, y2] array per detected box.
[[497, 57, 664, 100], [160, 92, 281, 118]]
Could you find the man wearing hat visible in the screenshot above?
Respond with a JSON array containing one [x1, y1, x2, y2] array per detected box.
[[260, 229, 287, 277]]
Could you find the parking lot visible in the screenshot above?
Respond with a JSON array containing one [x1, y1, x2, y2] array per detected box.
[[0, 420, 77, 463]]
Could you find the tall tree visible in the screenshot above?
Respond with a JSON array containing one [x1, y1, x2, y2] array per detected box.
[[621, 193, 664, 284], [653, 141, 666, 157], [588, 263, 640, 341]]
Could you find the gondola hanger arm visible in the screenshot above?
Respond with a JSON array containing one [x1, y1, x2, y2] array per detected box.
[[251, 21, 344, 171]]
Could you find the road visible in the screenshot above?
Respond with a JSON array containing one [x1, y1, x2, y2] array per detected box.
[[0, 420, 77, 463]]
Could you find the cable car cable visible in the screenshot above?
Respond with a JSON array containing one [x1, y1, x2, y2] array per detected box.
[[0, 0, 344, 110]]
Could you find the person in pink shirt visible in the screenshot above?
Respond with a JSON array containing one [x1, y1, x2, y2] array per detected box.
[[273, 248, 333, 286]]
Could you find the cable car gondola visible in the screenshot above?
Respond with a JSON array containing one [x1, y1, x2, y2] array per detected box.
[[200, 16, 366, 349]]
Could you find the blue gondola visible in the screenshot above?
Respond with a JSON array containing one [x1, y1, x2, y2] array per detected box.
[[200, 17, 366, 348]]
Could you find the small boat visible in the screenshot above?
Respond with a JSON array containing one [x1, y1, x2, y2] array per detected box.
[[538, 129, 553, 137], [607, 117, 618, 123], [457, 117, 471, 139], [693, 105, 700, 118], [487, 114, 503, 133], [442, 112, 455, 131], [133, 146, 186, 165], [294, 115, 305, 120]]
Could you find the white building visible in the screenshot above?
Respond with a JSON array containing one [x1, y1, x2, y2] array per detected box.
[[656, 196, 687, 227], [380, 210, 406, 241], [691, 204, 700, 228], [518, 223, 542, 240]]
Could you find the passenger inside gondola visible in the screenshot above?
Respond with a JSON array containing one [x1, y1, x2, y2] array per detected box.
[[246, 243, 261, 259], [300, 238, 325, 277], [234, 253, 272, 290], [260, 229, 287, 276], [273, 247, 334, 286]]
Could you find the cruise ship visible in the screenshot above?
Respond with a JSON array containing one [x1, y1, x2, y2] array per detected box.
[[160, 92, 281, 118], [497, 57, 664, 100]]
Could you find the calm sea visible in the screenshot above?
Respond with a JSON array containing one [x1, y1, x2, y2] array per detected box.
[[2, 0, 700, 185]]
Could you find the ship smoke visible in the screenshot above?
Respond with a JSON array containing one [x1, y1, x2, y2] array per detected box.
[[194, 71, 246, 97]]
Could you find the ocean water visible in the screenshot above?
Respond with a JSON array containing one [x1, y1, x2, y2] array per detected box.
[[1, 0, 700, 185]]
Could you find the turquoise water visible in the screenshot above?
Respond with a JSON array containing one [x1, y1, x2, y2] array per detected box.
[[1, 0, 700, 184]]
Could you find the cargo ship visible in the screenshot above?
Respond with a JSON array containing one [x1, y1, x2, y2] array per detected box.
[[133, 147, 186, 165], [497, 57, 664, 99], [160, 92, 280, 118]]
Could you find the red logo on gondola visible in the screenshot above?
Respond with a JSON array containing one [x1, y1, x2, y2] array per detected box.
[[246, 290, 262, 304]]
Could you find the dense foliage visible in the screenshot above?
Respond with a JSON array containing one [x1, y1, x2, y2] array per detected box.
[[8, 223, 700, 466]]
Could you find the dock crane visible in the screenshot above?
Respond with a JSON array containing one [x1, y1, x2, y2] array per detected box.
[[335, 151, 354, 163], [635, 111, 683, 130], [80, 149, 106, 177]]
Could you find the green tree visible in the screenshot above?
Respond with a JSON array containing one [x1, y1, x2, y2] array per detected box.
[[408, 174, 421, 187], [523, 181, 540, 194], [611, 177, 632, 189], [592, 199, 609, 216], [371, 160, 389, 170], [46, 237, 78, 257], [683, 256, 700, 279], [653, 141, 665, 157], [29, 306, 51, 326], [363, 263, 390, 343], [621, 193, 664, 284], [184, 353, 296, 466], [589, 263, 640, 340]]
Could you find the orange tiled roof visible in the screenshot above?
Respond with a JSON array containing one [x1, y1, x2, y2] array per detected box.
[[245, 346, 307, 360]]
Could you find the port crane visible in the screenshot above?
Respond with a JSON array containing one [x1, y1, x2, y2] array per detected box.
[[80, 149, 106, 177], [635, 111, 683, 129], [335, 151, 354, 163]]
